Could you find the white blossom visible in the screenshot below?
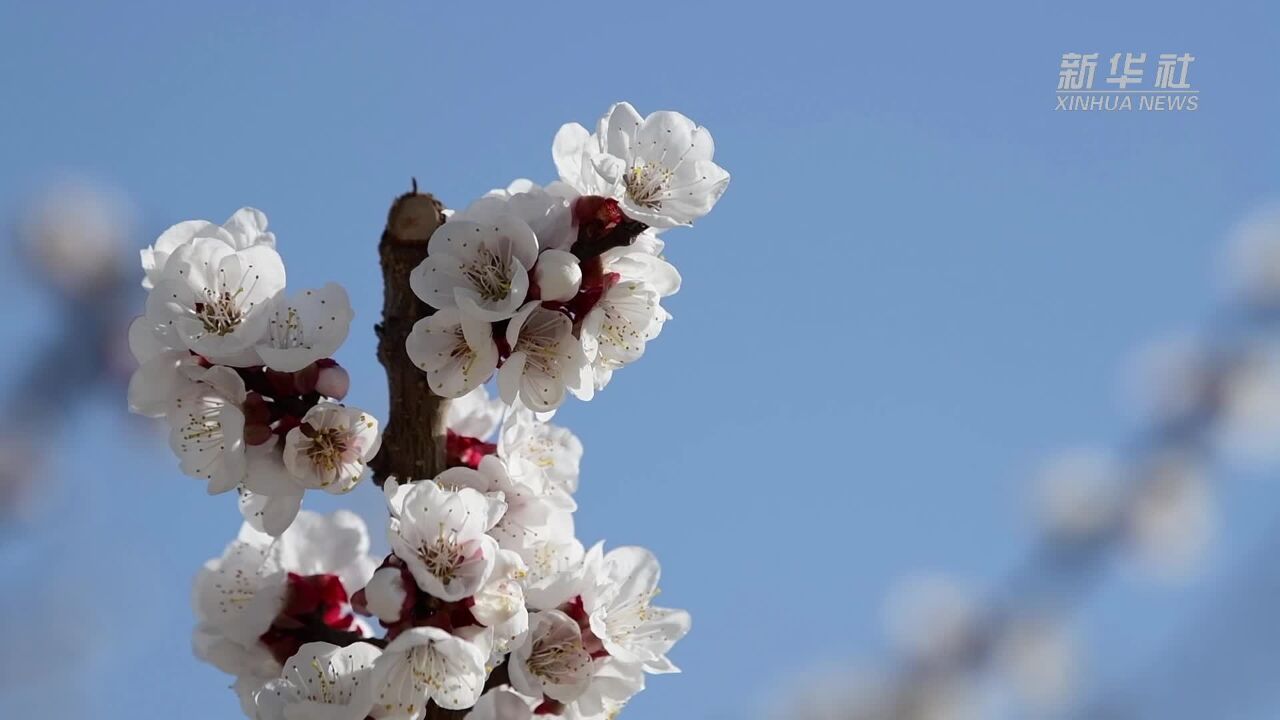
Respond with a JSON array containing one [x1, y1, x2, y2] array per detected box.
[[127, 315, 199, 418], [282, 402, 380, 494], [1126, 335, 1216, 426], [404, 308, 500, 398], [168, 364, 248, 494], [372, 626, 492, 714], [197, 628, 283, 698], [1127, 453, 1215, 579], [471, 548, 528, 628], [142, 106, 722, 718], [441, 455, 574, 566], [1216, 344, 1280, 464], [272, 510, 380, 595], [498, 303, 588, 412], [1226, 201, 1280, 306], [256, 283, 354, 372], [485, 178, 538, 198], [1035, 449, 1124, 542], [409, 214, 539, 322], [554, 102, 729, 229], [141, 207, 276, 290], [509, 609, 593, 703], [524, 537, 588, 612], [21, 180, 132, 293], [581, 546, 689, 674], [193, 512, 376, 694], [238, 487, 303, 539], [388, 480, 505, 601], [883, 574, 977, 665], [467, 182, 577, 253], [194, 522, 289, 652], [562, 659, 647, 720], [465, 688, 535, 720], [498, 405, 582, 498], [144, 235, 286, 365], [364, 567, 409, 625], [253, 641, 380, 720], [578, 241, 680, 394], [472, 548, 530, 660], [447, 385, 505, 440], [239, 447, 306, 536], [994, 615, 1076, 711]]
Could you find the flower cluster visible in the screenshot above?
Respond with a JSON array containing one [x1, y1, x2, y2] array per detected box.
[[194, 386, 690, 719], [406, 102, 728, 411], [192, 510, 379, 715], [127, 208, 380, 535], [139, 101, 719, 719]]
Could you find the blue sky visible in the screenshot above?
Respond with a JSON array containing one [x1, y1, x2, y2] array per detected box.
[[1, 1, 1279, 718]]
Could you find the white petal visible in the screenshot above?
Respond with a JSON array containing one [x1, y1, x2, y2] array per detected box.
[[552, 122, 591, 190], [256, 283, 354, 372], [600, 101, 643, 159]]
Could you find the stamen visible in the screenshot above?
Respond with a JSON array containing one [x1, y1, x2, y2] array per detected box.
[[418, 526, 466, 583], [268, 306, 305, 348], [305, 427, 351, 477], [624, 161, 674, 210], [196, 288, 244, 335], [462, 245, 513, 302]]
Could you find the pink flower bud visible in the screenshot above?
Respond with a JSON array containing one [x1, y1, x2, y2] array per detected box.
[[315, 364, 350, 400], [293, 363, 320, 395]]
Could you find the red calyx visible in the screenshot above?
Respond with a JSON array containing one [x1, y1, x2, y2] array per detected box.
[[259, 573, 362, 664], [229, 366, 327, 443], [450, 603, 478, 629], [573, 196, 625, 240], [534, 699, 566, 715], [244, 423, 275, 446], [570, 196, 648, 260], [562, 595, 589, 625], [242, 392, 275, 445], [447, 430, 497, 469], [283, 572, 356, 630], [242, 392, 272, 425], [559, 595, 609, 658], [548, 270, 619, 330], [492, 320, 512, 362], [265, 368, 299, 398]]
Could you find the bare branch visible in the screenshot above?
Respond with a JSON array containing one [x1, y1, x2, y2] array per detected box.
[[369, 186, 448, 486]]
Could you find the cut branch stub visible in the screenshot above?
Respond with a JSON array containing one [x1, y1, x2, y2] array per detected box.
[[370, 185, 449, 487], [369, 187, 512, 719]]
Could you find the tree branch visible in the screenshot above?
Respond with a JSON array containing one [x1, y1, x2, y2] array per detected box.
[[369, 183, 448, 486], [370, 184, 483, 719], [371, 185, 523, 719]]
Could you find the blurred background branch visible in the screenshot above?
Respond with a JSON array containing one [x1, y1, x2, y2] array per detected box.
[[773, 205, 1280, 720]]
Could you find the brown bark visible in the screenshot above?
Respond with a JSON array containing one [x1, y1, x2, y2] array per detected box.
[[369, 182, 449, 486], [369, 183, 465, 719], [370, 185, 521, 719]]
